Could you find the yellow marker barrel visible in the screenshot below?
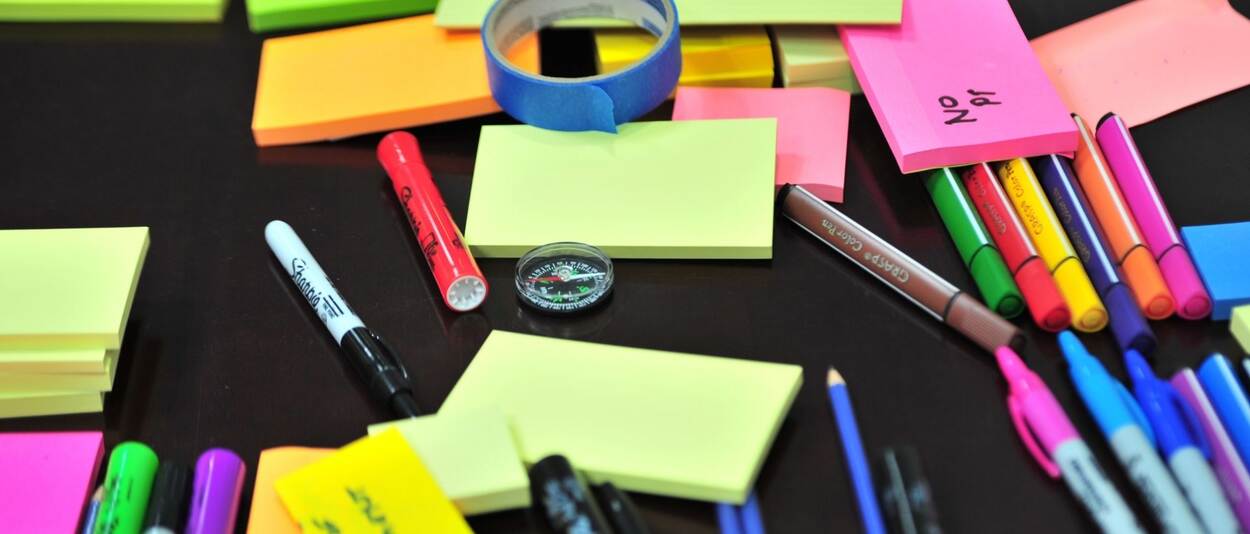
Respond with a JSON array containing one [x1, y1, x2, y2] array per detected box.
[[996, 158, 1108, 332]]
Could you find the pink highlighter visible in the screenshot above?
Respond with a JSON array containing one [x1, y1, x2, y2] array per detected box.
[[1095, 113, 1212, 319], [996, 346, 1142, 533]]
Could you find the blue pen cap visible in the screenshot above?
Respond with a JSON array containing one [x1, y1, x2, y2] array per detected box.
[[1105, 284, 1157, 356], [1124, 350, 1205, 458], [1198, 353, 1250, 466], [1058, 331, 1153, 440]]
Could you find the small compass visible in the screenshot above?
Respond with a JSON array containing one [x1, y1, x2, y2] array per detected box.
[[515, 242, 614, 314]]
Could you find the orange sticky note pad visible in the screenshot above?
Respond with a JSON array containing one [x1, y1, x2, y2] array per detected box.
[[245, 447, 332, 534], [252, 15, 538, 147]]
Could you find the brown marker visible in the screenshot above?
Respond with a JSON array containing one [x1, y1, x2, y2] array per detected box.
[[779, 184, 1024, 353]]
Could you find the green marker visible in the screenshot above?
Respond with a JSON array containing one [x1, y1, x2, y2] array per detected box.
[[95, 441, 159, 534], [924, 168, 1024, 318]]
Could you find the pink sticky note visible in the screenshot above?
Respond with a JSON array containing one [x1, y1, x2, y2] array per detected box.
[[671, 87, 851, 202], [0, 432, 104, 533], [839, 0, 1077, 174], [1032, 0, 1250, 128]]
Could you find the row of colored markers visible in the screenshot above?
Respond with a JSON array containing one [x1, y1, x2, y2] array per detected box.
[[924, 112, 1210, 356], [79, 442, 245, 534], [770, 116, 1239, 533]]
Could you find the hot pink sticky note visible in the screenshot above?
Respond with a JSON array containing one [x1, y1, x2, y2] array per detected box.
[[839, 0, 1077, 174], [672, 87, 851, 202], [1032, 0, 1250, 128], [0, 432, 104, 533]]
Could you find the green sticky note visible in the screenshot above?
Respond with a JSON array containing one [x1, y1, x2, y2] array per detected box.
[[367, 407, 530, 515], [0, 0, 224, 21], [435, 0, 901, 28], [439, 330, 803, 503], [0, 390, 104, 419], [465, 120, 777, 259], [1233, 305, 1250, 355], [772, 26, 861, 93], [0, 348, 110, 374], [0, 353, 117, 392], [0, 228, 149, 351], [246, 0, 435, 33]]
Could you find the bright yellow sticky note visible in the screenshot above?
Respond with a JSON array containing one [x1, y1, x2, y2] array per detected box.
[[465, 120, 777, 259], [368, 408, 529, 515], [252, 15, 538, 147], [595, 27, 773, 88], [0, 228, 148, 350], [275, 430, 472, 534], [439, 330, 803, 503]]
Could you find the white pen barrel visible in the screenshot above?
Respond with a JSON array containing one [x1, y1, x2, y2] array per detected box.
[[1109, 425, 1204, 534], [1171, 447, 1240, 534], [1054, 439, 1145, 534], [265, 220, 365, 342]]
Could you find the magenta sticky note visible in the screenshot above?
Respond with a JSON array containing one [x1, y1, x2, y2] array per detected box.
[[672, 87, 851, 203], [839, 0, 1077, 174], [0, 431, 104, 532]]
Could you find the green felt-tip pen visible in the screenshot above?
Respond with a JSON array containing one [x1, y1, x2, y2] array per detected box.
[[95, 441, 159, 534], [925, 168, 1024, 318]]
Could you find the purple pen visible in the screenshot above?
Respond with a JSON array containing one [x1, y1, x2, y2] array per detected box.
[[186, 448, 246, 534], [1172, 369, 1250, 530]]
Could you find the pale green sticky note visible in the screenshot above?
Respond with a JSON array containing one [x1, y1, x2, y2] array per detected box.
[[465, 120, 777, 259], [772, 26, 861, 93], [1233, 305, 1250, 355], [0, 0, 225, 21], [0, 352, 117, 392], [367, 407, 530, 515], [435, 0, 901, 29], [0, 390, 103, 419], [0, 348, 109, 374], [439, 330, 803, 503], [0, 228, 148, 350]]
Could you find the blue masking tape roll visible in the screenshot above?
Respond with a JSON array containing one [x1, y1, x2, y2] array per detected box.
[[482, 0, 681, 133]]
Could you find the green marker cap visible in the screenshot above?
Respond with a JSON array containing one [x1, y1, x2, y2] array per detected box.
[[925, 168, 1024, 318], [95, 441, 159, 534]]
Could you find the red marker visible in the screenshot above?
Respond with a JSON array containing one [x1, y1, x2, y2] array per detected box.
[[378, 131, 487, 312], [961, 163, 1071, 331]]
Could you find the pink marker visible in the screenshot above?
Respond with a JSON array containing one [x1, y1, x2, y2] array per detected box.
[[1095, 113, 1211, 319], [996, 346, 1142, 533]]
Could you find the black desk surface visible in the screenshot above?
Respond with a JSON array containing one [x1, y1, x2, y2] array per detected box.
[[3, 1, 1250, 532]]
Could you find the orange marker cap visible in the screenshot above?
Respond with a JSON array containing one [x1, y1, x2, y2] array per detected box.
[[1121, 246, 1175, 320]]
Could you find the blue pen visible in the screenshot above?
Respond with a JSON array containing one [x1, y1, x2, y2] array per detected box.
[[1125, 350, 1239, 533], [1198, 354, 1250, 470], [1058, 332, 1202, 533], [739, 493, 766, 534], [1033, 155, 1156, 356], [827, 367, 886, 534], [716, 502, 744, 534]]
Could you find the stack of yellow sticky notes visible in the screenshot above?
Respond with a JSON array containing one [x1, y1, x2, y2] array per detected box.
[[770, 26, 860, 93], [0, 227, 149, 418], [595, 26, 774, 89]]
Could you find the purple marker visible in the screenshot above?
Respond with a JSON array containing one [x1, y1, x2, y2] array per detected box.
[[1171, 369, 1250, 530], [186, 448, 245, 534]]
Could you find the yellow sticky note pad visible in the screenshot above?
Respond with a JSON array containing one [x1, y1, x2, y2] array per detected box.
[[275, 430, 472, 534], [465, 120, 777, 259], [0, 348, 109, 374], [0, 352, 117, 392], [439, 331, 803, 503], [368, 408, 529, 515], [0, 227, 148, 350], [252, 15, 538, 147], [595, 27, 773, 88]]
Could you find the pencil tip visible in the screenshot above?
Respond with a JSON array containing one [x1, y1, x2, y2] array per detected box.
[[827, 367, 844, 386]]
